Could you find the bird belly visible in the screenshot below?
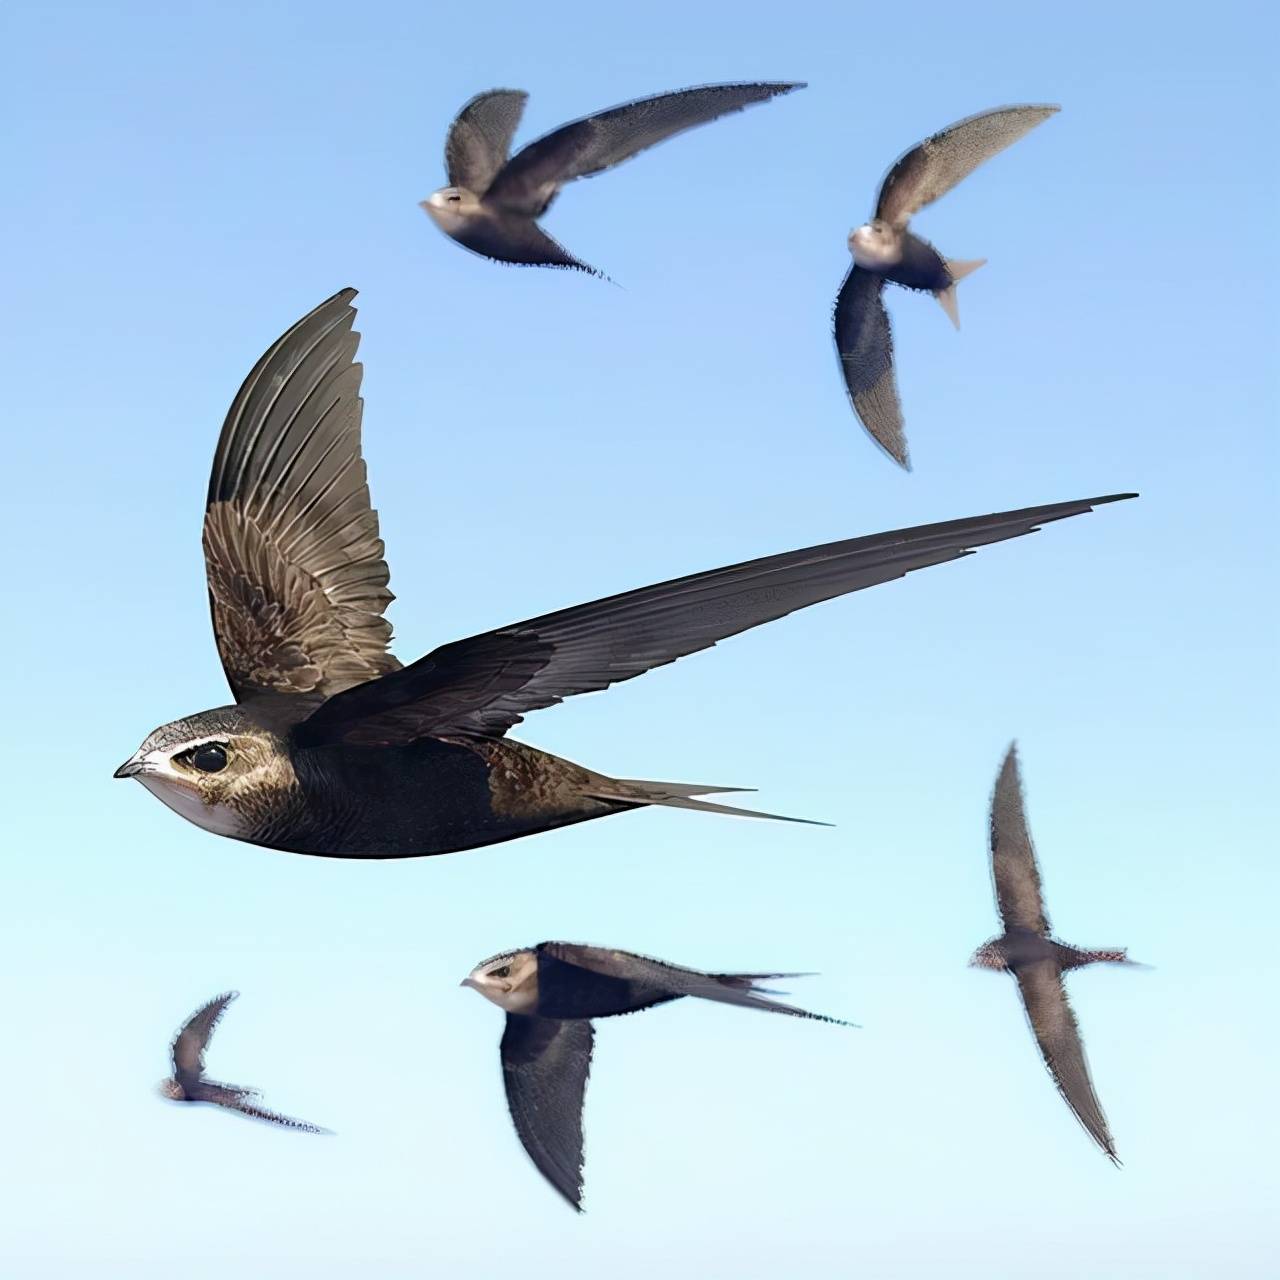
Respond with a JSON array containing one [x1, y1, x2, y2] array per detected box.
[[276, 737, 624, 859], [885, 233, 951, 292]]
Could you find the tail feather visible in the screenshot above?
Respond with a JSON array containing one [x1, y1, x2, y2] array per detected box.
[[586, 777, 830, 826], [936, 258, 986, 329], [1060, 945, 1143, 971]]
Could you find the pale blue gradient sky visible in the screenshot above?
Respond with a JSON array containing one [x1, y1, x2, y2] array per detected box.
[[2, 1, 1277, 1276]]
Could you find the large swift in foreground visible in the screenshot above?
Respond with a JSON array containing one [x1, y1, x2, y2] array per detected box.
[[115, 289, 1134, 859]]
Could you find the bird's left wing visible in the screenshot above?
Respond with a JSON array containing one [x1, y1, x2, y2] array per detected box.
[[445, 90, 529, 194], [1015, 960, 1118, 1164], [171, 991, 238, 1083], [484, 82, 803, 217], [501, 1015, 594, 1211], [294, 495, 1134, 748], [203, 289, 399, 704], [227, 1097, 331, 1134], [833, 265, 908, 468], [875, 105, 1058, 229]]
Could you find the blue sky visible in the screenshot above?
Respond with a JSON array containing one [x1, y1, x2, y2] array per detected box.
[[3, 1, 1276, 1275]]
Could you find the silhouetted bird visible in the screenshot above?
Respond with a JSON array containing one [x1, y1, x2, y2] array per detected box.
[[462, 942, 851, 1209], [114, 289, 1134, 859], [835, 105, 1058, 468], [421, 82, 803, 275], [971, 744, 1140, 1164], [159, 992, 328, 1133]]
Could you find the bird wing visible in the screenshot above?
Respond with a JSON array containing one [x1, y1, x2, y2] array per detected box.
[[203, 289, 399, 704], [445, 89, 529, 195], [500, 1014, 594, 1211], [990, 743, 1050, 935], [483, 82, 803, 217], [833, 266, 907, 468], [875, 105, 1059, 229], [542, 943, 849, 1026], [171, 991, 237, 1084], [226, 1096, 331, 1134], [294, 494, 1134, 748], [444, 212, 603, 277], [1014, 960, 1118, 1163]]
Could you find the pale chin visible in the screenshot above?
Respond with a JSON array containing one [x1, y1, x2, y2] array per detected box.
[[138, 774, 246, 839]]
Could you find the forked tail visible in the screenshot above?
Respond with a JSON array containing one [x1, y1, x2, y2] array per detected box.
[[935, 258, 986, 329], [1060, 945, 1139, 971], [585, 777, 829, 826]]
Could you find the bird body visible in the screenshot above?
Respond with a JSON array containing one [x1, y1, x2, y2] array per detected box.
[[115, 289, 1135, 859], [462, 943, 850, 1209], [971, 745, 1139, 1164], [422, 82, 804, 275], [835, 104, 1059, 468]]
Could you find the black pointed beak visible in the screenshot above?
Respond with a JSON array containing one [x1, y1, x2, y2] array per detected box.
[[114, 758, 143, 779]]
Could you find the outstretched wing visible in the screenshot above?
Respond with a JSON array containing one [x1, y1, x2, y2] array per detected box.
[[446, 89, 528, 194], [440, 211, 603, 276], [989, 743, 1050, 935], [295, 494, 1135, 748], [484, 82, 803, 217], [171, 991, 238, 1084], [226, 1097, 331, 1134], [876, 105, 1059, 229], [500, 1015, 594, 1211], [833, 265, 907, 468], [204, 289, 399, 703], [1015, 960, 1118, 1163], [543, 943, 850, 1026]]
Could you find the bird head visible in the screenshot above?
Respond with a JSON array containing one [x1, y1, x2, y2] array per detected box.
[[420, 186, 482, 232], [848, 219, 899, 269], [114, 705, 293, 839], [461, 949, 539, 1014], [157, 1078, 186, 1101]]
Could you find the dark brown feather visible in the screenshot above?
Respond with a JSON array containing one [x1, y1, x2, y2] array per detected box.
[[990, 743, 1051, 935], [204, 290, 398, 702]]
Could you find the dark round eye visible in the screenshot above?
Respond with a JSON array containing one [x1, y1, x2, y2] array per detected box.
[[447, 193, 461, 203], [490, 965, 511, 979], [189, 744, 228, 773]]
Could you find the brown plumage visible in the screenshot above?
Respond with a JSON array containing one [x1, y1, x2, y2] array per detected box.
[[160, 992, 329, 1134], [971, 744, 1140, 1165]]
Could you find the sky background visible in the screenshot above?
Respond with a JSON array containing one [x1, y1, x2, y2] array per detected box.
[[3, 1, 1277, 1276]]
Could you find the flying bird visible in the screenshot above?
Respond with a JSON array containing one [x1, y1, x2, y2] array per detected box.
[[114, 289, 1135, 859], [159, 992, 329, 1133], [462, 942, 851, 1209], [834, 104, 1059, 468], [421, 82, 803, 276], [970, 744, 1140, 1164]]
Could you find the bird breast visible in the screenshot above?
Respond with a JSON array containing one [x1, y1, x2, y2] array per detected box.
[[848, 224, 903, 272]]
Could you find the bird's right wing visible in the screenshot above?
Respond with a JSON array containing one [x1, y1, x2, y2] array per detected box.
[[171, 991, 238, 1082], [203, 289, 399, 704], [445, 90, 529, 194], [875, 105, 1059, 229], [990, 743, 1051, 935], [833, 265, 908, 468], [484, 82, 802, 216], [500, 1015, 594, 1211], [295, 494, 1135, 748], [541, 944, 850, 1026], [1015, 960, 1118, 1163]]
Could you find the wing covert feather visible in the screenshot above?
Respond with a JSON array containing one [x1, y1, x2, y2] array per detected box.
[[204, 289, 398, 702]]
